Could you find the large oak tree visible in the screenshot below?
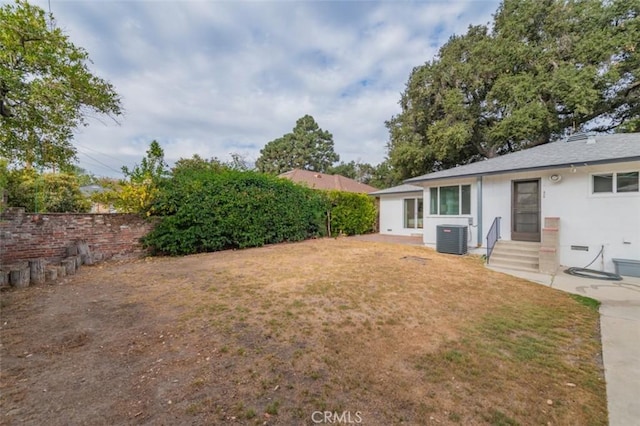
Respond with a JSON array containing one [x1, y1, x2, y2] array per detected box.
[[387, 0, 640, 180], [0, 0, 122, 168]]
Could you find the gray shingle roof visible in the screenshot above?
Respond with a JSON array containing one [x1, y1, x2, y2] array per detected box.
[[405, 133, 640, 184], [369, 184, 423, 196]]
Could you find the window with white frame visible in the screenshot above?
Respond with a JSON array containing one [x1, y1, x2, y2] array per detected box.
[[429, 185, 471, 215], [592, 172, 639, 194], [404, 198, 424, 228]]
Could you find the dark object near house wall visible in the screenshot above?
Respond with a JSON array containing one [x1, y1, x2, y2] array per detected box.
[[612, 258, 640, 278], [436, 225, 468, 255], [564, 267, 622, 281]]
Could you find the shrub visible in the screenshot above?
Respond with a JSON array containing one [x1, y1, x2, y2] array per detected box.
[[143, 170, 328, 255], [117, 140, 169, 214], [0, 158, 7, 212], [6, 169, 90, 213], [326, 190, 377, 236], [115, 178, 160, 215]]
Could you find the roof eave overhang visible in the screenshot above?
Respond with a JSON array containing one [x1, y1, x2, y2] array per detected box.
[[368, 189, 424, 196], [404, 156, 640, 185]]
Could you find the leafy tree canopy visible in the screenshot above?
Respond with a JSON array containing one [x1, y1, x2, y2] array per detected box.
[[366, 160, 401, 189], [255, 115, 339, 174], [327, 161, 360, 181], [5, 168, 90, 213], [172, 152, 252, 177], [62, 165, 96, 187], [227, 152, 252, 171], [116, 140, 168, 214], [172, 154, 227, 176], [387, 0, 640, 180], [0, 0, 122, 169], [327, 160, 401, 189], [0, 158, 8, 187], [122, 140, 168, 185], [0, 158, 8, 210]]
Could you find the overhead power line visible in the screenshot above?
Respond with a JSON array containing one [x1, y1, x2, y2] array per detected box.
[[75, 142, 130, 164], [76, 149, 124, 176]]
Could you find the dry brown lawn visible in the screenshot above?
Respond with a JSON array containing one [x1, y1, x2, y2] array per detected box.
[[0, 238, 606, 425]]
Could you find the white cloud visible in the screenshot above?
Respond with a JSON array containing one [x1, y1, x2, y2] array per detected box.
[[25, 0, 500, 176]]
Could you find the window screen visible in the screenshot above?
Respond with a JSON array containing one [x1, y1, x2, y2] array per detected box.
[[593, 174, 613, 193], [439, 186, 459, 216], [617, 172, 639, 193]]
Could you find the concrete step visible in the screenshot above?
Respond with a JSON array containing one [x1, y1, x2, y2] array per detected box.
[[488, 240, 540, 272], [494, 240, 541, 250], [490, 252, 539, 263], [488, 258, 539, 273], [492, 241, 540, 255], [493, 244, 540, 256]]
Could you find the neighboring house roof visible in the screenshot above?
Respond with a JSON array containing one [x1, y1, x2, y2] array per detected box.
[[278, 169, 378, 193], [369, 184, 423, 196], [79, 185, 105, 195], [405, 133, 640, 184]]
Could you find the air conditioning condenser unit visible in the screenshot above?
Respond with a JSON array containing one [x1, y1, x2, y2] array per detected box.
[[436, 224, 468, 255]]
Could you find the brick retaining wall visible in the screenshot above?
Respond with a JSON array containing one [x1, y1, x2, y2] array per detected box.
[[0, 208, 154, 266]]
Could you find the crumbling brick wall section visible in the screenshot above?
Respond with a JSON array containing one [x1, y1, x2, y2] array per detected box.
[[0, 208, 155, 265]]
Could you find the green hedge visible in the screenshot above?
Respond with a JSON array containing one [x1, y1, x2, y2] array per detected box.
[[326, 190, 377, 236], [143, 170, 328, 255], [142, 170, 378, 256]]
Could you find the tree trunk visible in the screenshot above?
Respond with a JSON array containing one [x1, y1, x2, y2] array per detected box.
[[29, 258, 46, 285], [45, 267, 58, 283], [62, 258, 76, 275], [10, 267, 30, 288], [77, 240, 93, 265], [0, 270, 9, 288], [56, 265, 67, 278]]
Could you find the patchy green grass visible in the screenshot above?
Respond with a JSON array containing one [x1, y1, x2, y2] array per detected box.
[[570, 294, 601, 311]]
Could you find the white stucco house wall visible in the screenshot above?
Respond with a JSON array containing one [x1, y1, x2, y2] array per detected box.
[[370, 133, 640, 274], [370, 184, 424, 237]]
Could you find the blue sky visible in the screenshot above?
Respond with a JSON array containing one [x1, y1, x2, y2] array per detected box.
[[28, 0, 500, 177]]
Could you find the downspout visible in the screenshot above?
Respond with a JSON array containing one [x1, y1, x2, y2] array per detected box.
[[477, 176, 483, 247], [422, 186, 428, 245]]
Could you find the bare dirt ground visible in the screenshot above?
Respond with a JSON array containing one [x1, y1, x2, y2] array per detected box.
[[0, 238, 606, 425]]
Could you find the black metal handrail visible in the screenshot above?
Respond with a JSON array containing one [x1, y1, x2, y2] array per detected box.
[[486, 216, 501, 261]]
